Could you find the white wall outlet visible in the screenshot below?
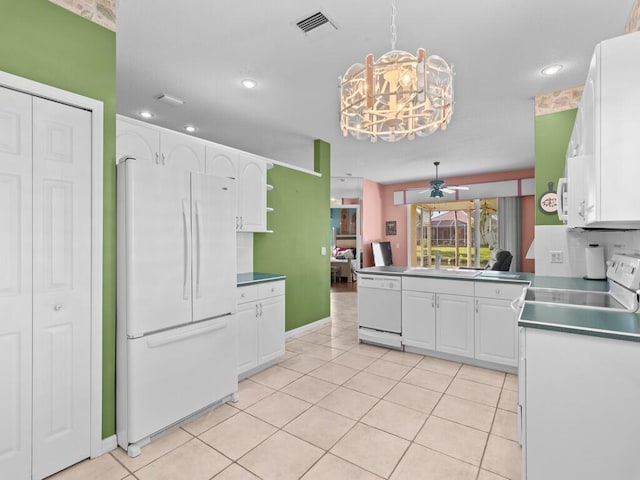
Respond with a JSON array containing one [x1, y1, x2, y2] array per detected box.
[[396, 243, 400, 248], [321, 247, 327, 256], [550, 251, 564, 263]]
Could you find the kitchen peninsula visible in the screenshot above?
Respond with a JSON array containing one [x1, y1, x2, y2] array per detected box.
[[356, 265, 609, 373]]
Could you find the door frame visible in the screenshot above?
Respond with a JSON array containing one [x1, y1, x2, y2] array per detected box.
[[0, 71, 106, 458]]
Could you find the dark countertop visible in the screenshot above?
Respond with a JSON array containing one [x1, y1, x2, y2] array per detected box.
[[237, 272, 286, 286], [519, 303, 640, 342], [356, 266, 609, 290]]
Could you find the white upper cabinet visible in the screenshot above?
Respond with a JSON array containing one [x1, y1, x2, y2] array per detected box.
[[116, 118, 205, 173], [237, 153, 268, 232], [205, 143, 237, 179], [118, 116, 272, 233], [568, 32, 640, 228], [160, 132, 204, 172], [116, 120, 158, 164]]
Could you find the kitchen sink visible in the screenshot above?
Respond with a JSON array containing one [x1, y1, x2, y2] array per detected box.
[[403, 267, 482, 278]]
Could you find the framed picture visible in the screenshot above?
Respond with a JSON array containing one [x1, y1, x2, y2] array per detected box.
[[385, 220, 397, 236]]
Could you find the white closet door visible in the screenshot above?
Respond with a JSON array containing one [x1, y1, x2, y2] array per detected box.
[[31, 97, 92, 480], [0, 87, 33, 480], [191, 174, 236, 321]]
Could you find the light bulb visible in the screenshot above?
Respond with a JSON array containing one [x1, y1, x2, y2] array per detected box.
[[241, 79, 258, 89]]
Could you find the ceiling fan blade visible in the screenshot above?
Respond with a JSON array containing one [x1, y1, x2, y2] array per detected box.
[[418, 188, 432, 194], [449, 186, 470, 190], [441, 187, 455, 194]]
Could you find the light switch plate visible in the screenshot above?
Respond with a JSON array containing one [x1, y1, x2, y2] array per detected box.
[[321, 247, 327, 256], [550, 251, 564, 263]]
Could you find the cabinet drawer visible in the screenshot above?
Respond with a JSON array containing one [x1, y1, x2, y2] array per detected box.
[[258, 280, 285, 298], [237, 285, 259, 304], [475, 281, 524, 301], [403, 276, 474, 296]]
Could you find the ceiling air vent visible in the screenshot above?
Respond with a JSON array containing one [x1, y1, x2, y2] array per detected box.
[[296, 11, 336, 34]]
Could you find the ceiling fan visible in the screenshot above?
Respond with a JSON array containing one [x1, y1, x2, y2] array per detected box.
[[420, 161, 470, 198]]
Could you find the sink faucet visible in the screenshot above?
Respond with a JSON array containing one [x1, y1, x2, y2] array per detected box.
[[434, 252, 442, 269]]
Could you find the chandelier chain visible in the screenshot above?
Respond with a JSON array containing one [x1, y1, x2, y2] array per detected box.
[[390, 0, 397, 50]]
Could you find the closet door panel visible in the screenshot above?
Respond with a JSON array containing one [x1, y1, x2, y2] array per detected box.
[[32, 97, 92, 479], [0, 86, 33, 480]]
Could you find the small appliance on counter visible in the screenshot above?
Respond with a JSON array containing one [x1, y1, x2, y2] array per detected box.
[[584, 244, 606, 280]]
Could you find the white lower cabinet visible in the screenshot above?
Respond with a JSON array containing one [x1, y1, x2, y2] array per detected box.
[[236, 280, 285, 377], [402, 277, 474, 358], [436, 293, 475, 357], [521, 327, 640, 479], [402, 290, 436, 350], [474, 282, 523, 367], [401, 276, 524, 369]]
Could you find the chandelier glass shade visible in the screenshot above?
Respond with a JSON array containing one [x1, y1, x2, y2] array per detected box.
[[339, 3, 454, 143]]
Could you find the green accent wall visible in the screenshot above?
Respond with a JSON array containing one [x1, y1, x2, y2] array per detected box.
[[534, 109, 577, 225], [0, 0, 116, 438], [254, 140, 331, 331]]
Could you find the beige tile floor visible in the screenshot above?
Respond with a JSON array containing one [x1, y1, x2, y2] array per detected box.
[[48, 287, 521, 480]]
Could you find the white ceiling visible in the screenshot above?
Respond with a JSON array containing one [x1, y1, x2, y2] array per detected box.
[[116, 0, 634, 188]]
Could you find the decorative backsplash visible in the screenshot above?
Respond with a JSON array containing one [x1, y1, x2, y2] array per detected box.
[[534, 86, 584, 116], [626, 0, 640, 33], [48, 0, 115, 31]]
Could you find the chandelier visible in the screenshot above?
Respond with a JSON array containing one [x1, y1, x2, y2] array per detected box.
[[340, 0, 454, 143]]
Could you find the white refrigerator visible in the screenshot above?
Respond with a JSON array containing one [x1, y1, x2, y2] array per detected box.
[[116, 156, 237, 457]]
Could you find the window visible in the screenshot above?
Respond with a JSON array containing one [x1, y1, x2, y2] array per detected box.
[[411, 199, 497, 268]]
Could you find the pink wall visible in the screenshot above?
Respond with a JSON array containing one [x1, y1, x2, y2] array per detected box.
[[362, 168, 536, 269], [362, 179, 384, 267]]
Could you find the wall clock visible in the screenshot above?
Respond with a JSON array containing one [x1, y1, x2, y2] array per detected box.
[[539, 181, 558, 214]]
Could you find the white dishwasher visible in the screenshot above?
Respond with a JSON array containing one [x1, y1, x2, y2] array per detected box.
[[358, 275, 402, 349]]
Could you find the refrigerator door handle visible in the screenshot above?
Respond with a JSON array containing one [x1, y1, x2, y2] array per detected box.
[[195, 200, 201, 298], [145, 319, 228, 348], [182, 199, 191, 300]]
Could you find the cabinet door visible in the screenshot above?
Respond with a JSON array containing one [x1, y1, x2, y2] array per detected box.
[[191, 174, 236, 321], [236, 302, 259, 376], [205, 144, 237, 179], [402, 290, 436, 350], [32, 97, 92, 479], [0, 86, 32, 480], [116, 118, 159, 165], [435, 294, 474, 357], [258, 295, 285, 364], [161, 131, 204, 173], [237, 155, 266, 232], [475, 298, 517, 366]]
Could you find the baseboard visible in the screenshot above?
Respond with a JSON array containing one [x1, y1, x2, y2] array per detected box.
[[96, 434, 118, 457], [285, 316, 332, 338]]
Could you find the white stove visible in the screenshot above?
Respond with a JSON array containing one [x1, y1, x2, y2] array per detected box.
[[523, 254, 640, 313]]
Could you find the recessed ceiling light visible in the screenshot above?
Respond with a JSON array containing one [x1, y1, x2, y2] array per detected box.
[[139, 110, 153, 119], [241, 79, 258, 89], [541, 64, 563, 76], [184, 125, 196, 133]]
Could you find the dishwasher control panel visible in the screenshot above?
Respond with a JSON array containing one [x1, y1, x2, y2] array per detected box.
[[358, 275, 401, 290]]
